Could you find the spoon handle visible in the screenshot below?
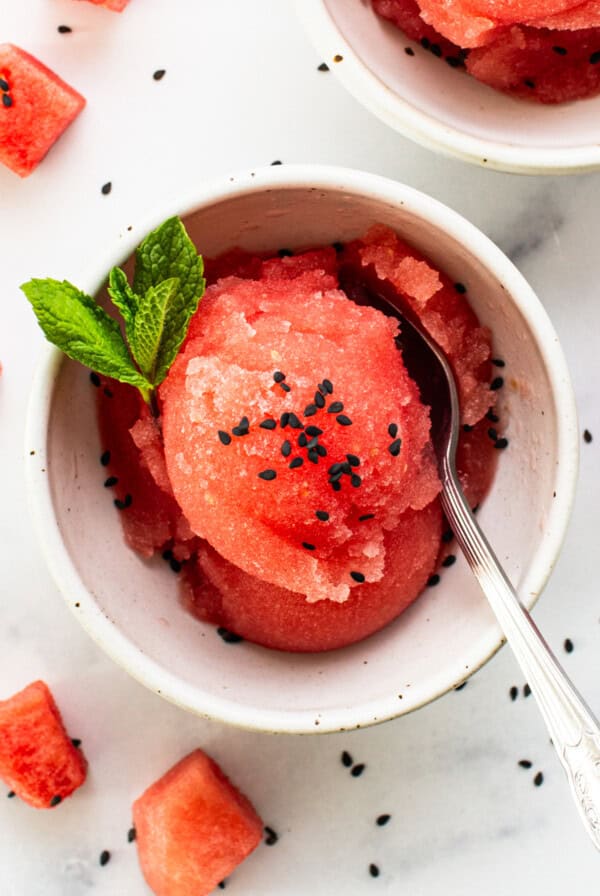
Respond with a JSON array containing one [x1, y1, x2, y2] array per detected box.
[[441, 466, 600, 850]]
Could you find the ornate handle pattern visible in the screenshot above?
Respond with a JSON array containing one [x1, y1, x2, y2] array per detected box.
[[441, 466, 600, 851]]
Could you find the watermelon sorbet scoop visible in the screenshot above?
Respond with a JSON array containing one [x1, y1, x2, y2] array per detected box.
[[99, 226, 499, 652]]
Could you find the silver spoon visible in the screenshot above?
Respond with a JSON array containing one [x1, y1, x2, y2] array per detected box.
[[341, 265, 600, 850]]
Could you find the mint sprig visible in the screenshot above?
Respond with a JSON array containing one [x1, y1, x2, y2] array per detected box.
[[21, 216, 205, 408]]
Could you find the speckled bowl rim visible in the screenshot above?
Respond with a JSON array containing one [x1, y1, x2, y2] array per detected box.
[[26, 165, 579, 734], [295, 0, 600, 175]]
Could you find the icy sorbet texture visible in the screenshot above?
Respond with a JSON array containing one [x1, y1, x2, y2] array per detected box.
[[99, 226, 499, 652], [373, 0, 600, 102]]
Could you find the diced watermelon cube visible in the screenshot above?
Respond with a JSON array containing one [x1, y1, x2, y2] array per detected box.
[[0, 45, 85, 177], [0, 681, 87, 808], [133, 750, 263, 896], [79, 0, 131, 10]]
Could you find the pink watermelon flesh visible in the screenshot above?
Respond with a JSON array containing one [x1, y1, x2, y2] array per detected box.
[[79, 0, 130, 10], [0, 44, 85, 177], [467, 24, 600, 102], [373, 0, 600, 100], [99, 228, 499, 651], [0, 681, 87, 808], [133, 750, 262, 896]]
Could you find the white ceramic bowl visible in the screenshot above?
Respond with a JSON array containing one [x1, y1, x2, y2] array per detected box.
[[296, 0, 600, 174], [26, 165, 578, 733]]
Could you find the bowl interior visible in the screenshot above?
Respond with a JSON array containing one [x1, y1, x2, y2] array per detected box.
[[42, 180, 568, 732], [305, 0, 600, 166]]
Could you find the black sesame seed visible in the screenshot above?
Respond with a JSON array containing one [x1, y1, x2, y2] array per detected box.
[[288, 413, 303, 429], [454, 282, 467, 294], [350, 571, 365, 583], [494, 438, 509, 450], [99, 851, 111, 867], [518, 760, 533, 769], [104, 476, 118, 488], [273, 371, 286, 383], [359, 513, 375, 522], [306, 426, 323, 437], [302, 542, 316, 551], [430, 42, 442, 57], [442, 554, 456, 567], [336, 414, 352, 426], [533, 771, 544, 786], [316, 510, 330, 521], [114, 494, 132, 510], [346, 454, 360, 467], [491, 358, 505, 368], [2, 94, 13, 107], [101, 181, 112, 195], [90, 372, 101, 387], [405, 46, 415, 56], [316, 444, 327, 457], [463, 424, 473, 433], [259, 418, 277, 430], [553, 46, 567, 55], [318, 62, 330, 71], [217, 627, 244, 644], [218, 430, 232, 446], [127, 827, 136, 843], [298, 432, 308, 448], [258, 469, 277, 481], [351, 763, 365, 777], [57, 25, 73, 33], [490, 376, 504, 391], [153, 69, 166, 80], [369, 864, 380, 878], [584, 429, 593, 443], [442, 528, 453, 543], [487, 410, 500, 423], [523, 78, 536, 89], [427, 574, 440, 587], [304, 404, 318, 417], [421, 37, 431, 49], [341, 751, 353, 767], [590, 51, 600, 64], [289, 457, 304, 469], [50, 795, 62, 807], [277, 248, 293, 258], [315, 391, 326, 409], [7, 791, 15, 798], [0, 77, 8, 91], [322, 379, 333, 394], [388, 423, 398, 438], [376, 814, 391, 826], [509, 686, 518, 701], [328, 401, 344, 414], [264, 826, 279, 846], [351, 474, 362, 488], [564, 638, 574, 653], [170, 558, 182, 573], [71, 738, 82, 748], [281, 440, 292, 458], [388, 438, 402, 456], [523, 683, 531, 697]]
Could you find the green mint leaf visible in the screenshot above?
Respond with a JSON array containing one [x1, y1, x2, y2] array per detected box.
[[131, 276, 181, 384], [21, 278, 151, 391], [132, 217, 205, 379], [108, 266, 138, 335]]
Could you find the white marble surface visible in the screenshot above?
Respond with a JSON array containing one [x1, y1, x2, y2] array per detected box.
[[1, 1, 600, 894]]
